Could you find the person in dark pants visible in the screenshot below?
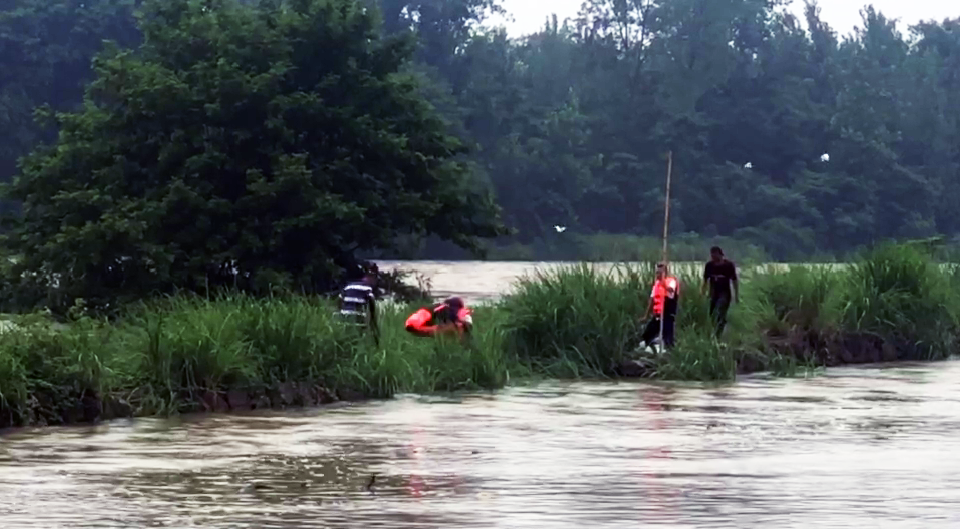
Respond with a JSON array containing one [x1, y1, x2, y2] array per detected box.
[[701, 246, 739, 338], [640, 263, 680, 351]]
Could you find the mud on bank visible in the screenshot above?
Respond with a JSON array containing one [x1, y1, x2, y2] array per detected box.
[[2, 382, 364, 429]]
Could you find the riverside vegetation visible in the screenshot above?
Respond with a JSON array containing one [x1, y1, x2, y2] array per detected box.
[[2, 0, 960, 427], [9, 1, 960, 262], [1, 243, 958, 428]]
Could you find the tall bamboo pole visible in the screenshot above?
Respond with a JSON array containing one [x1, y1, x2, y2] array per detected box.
[[658, 151, 673, 351]]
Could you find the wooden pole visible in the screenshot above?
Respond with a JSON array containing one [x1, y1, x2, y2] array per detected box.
[[658, 151, 673, 352]]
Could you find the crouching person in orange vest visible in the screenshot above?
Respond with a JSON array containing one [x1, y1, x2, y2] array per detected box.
[[405, 297, 473, 339], [640, 263, 679, 352]]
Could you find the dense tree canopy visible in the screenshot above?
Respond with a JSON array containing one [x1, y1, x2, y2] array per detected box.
[[0, 0, 141, 185], [2, 0, 960, 281], [372, 0, 960, 260], [1, 0, 506, 309]]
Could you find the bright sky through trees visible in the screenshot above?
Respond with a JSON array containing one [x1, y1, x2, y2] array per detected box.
[[495, 0, 958, 37]]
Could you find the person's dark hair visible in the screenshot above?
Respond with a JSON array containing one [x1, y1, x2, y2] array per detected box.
[[349, 262, 379, 284], [432, 296, 464, 323], [710, 246, 724, 256], [347, 264, 366, 282]]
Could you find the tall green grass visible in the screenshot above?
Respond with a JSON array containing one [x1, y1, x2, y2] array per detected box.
[[839, 244, 960, 359], [498, 264, 651, 377], [0, 243, 957, 427], [0, 295, 518, 425], [498, 243, 960, 381]]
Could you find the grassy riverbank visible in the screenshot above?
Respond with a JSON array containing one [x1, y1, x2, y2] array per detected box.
[[0, 296, 519, 427], [0, 243, 957, 427], [501, 243, 960, 381]]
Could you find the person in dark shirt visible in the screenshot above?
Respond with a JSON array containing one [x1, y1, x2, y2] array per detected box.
[[701, 246, 739, 338]]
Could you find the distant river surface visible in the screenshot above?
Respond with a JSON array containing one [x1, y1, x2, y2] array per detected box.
[[1, 261, 958, 529], [375, 260, 567, 303], [374, 260, 730, 303], [373, 260, 824, 304]]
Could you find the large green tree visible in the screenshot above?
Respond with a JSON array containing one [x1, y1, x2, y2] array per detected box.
[[437, 0, 960, 259], [2, 0, 506, 310], [6, 0, 960, 265], [0, 0, 141, 184]]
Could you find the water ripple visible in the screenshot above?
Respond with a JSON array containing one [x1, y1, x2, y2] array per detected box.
[[3, 362, 960, 527]]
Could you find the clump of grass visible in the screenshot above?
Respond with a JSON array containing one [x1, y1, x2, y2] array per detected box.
[[750, 266, 839, 333], [120, 294, 519, 405], [497, 262, 768, 378], [123, 296, 258, 407], [838, 243, 959, 360], [673, 267, 714, 333], [497, 264, 651, 376], [652, 334, 738, 381], [0, 314, 121, 425]]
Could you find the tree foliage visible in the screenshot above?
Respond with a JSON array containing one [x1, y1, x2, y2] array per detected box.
[[0, 0, 141, 184], [390, 0, 960, 259], [2, 0, 506, 310], [3, 0, 960, 284]]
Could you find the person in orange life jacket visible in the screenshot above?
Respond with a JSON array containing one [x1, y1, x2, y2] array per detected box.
[[405, 297, 473, 339], [640, 263, 679, 350]]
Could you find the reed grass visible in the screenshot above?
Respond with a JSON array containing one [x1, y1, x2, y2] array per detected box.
[[0, 243, 957, 426]]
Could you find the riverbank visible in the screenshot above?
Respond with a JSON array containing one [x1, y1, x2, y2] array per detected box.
[[498, 251, 956, 381], [1, 243, 957, 428], [0, 296, 517, 428]]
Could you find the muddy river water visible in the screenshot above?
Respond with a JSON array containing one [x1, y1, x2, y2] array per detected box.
[[1, 262, 958, 528]]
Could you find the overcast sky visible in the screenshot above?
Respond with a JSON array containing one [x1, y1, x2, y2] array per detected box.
[[492, 0, 959, 38]]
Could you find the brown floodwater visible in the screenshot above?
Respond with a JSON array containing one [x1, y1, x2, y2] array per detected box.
[[374, 260, 803, 304], [3, 366, 960, 528], [1, 262, 958, 528]]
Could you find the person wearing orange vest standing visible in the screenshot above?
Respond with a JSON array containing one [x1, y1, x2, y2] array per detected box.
[[640, 263, 679, 352], [405, 297, 473, 340]]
